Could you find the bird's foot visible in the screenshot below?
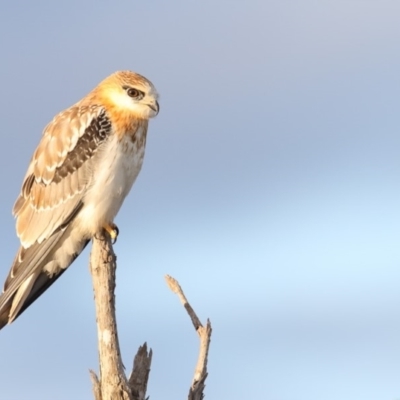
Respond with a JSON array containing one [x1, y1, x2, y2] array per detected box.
[[102, 223, 119, 244]]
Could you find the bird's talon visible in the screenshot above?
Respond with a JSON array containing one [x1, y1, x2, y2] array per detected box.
[[103, 223, 119, 244]]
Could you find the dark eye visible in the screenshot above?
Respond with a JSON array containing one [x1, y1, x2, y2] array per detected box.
[[126, 88, 142, 98]]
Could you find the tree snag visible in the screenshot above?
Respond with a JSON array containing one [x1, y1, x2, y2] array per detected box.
[[89, 233, 211, 400]]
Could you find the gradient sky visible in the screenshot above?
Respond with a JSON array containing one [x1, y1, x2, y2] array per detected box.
[[1, 1, 400, 399]]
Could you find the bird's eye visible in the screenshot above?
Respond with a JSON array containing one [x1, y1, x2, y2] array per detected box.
[[126, 88, 142, 98]]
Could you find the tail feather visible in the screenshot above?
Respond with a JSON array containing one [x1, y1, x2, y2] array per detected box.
[[9, 272, 40, 322], [0, 301, 11, 330], [0, 231, 89, 330], [0, 230, 66, 309], [0, 271, 67, 329]]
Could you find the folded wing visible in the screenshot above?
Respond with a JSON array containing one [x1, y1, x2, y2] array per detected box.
[[0, 104, 112, 328]]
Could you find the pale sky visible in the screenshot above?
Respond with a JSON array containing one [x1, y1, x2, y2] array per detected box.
[[1, 1, 400, 399]]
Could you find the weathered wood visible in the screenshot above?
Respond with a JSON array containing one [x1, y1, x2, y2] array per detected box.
[[89, 233, 133, 400], [165, 275, 212, 400], [128, 343, 153, 400], [88, 234, 211, 400]]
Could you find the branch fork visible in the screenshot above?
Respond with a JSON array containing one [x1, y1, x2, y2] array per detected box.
[[89, 233, 212, 399]]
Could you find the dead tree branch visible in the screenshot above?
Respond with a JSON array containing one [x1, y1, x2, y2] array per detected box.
[[88, 233, 211, 400], [89, 233, 152, 400], [128, 343, 153, 400], [165, 275, 212, 400]]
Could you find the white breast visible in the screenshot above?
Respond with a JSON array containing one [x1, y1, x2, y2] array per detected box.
[[75, 128, 146, 236]]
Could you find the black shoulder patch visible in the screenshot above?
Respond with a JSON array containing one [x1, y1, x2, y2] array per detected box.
[[52, 110, 112, 184]]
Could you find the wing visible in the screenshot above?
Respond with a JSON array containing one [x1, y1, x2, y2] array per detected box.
[[0, 104, 112, 327], [14, 104, 111, 247]]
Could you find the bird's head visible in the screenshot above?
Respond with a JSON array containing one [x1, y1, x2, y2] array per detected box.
[[95, 70, 159, 120]]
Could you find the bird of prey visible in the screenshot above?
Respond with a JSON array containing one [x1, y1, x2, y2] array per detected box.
[[0, 70, 159, 329]]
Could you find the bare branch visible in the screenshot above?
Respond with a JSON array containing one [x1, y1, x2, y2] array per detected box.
[[89, 233, 153, 400], [89, 233, 133, 400], [128, 343, 153, 400], [165, 275, 212, 400], [89, 369, 102, 400], [88, 234, 210, 400]]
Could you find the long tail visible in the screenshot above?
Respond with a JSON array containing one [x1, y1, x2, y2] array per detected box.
[[0, 227, 89, 330]]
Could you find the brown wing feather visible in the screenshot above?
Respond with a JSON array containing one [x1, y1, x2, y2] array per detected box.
[[0, 105, 112, 326], [13, 105, 111, 248]]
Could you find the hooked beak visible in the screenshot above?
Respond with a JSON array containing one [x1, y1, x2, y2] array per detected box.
[[148, 100, 159, 115]]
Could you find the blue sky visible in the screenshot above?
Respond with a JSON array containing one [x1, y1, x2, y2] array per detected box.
[[1, 1, 400, 399]]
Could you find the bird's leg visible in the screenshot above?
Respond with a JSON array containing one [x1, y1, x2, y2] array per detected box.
[[102, 222, 119, 244]]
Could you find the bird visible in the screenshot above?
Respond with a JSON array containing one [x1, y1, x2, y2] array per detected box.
[[0, 70, 159, 329]]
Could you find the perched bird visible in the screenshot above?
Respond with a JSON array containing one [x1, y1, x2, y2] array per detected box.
[[0, 70, 159, 329]]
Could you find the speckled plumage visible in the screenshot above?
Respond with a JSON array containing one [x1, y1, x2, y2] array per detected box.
[[0, 70, 159, 328]]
